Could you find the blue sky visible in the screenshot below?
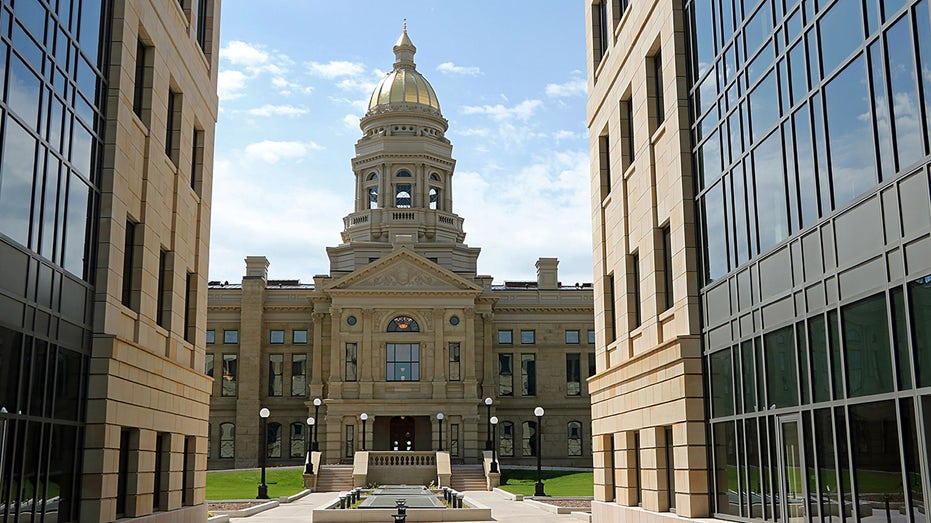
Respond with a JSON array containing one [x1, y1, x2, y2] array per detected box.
[[209, 1, 593, 286]]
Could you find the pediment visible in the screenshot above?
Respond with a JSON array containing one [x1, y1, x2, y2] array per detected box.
[[326, 248, 482, 294]]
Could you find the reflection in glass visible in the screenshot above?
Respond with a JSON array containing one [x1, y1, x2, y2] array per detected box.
[[745, 419, 763, 518], [891, 288, 911, 389], [0, 117, 37, 246], [765, 326, 798, 408], [714, 421, 740, 515], [841, 293, 893, 397], [703, 181, 728, 282], [869, 41, 896, 181], [693, 0, 716, 79], [886, 14, 924, 171], [848, 401, 904, 519], [916, 1, 931, 144], [749, 71, 779, 143], [63, 173, 90, 278], [825, 56, 875, 209], [911, 275, 931, 387], [711, 348, 734, 417], [753, 130, 788, 253], [779, 420, 805, 522], [818, 0, 863, 76], [742, 340, 757, 412], [814, 409, 841, 523]]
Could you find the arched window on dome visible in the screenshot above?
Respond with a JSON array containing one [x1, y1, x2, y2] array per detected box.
[[368, 187, 378, 209], [364, 172, 378, 209], [396, 184, 412, 208], [429, 188, 439, 210], [368, 173, 378, 181], [430, 173, 440, 181], [387, 316, 419, 332], [396, 170, 412, 177]]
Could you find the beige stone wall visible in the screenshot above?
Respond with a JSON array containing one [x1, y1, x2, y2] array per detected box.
[[83, 1, 220, 521], [586, 0, 709, 520]]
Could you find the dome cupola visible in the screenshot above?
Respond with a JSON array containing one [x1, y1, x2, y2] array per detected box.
[[366, 23, 441, 116]]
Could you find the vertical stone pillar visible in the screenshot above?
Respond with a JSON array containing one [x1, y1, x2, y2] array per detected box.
[[480, 311, 494, 399], [463, 309, 477, 384], [676, 421, 710, 517], [361, 309, 375, 382], [432, 308, 447, 398], [640, 426, 667, 512], [310, 312, 325, 397], [614, 431, 637, 506], [235, 256, 266, 469], [593, 433, 614, 502]]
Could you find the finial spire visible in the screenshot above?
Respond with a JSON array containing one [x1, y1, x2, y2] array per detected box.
[[403, 18, 407, 33], [393, 20, 416, 69]]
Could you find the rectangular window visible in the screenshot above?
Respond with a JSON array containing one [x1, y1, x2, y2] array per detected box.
[[291, 354, 307, 396], [500, 422, 514, 456], [599, 132, 612, 198], [386, 343, 420, 381], [121, 220, 137, 309], [133, 40, 151, 123], [631, 253, 642, 327], [156, 249, 170, 328], [448, 342, 461, 381], [498, 354, 513, 396], [290, 423, 304, 458], [651, 49, 665, 128], [345, 343, 358, 381], [165, 89, 181, 164], [588, 329, 596, 344], [221, 354, 237, 396], [116, 428, 132, 517], [666, 426, 676, 510], [566, 330, 580, 344], [606, 273, 617, 342], [196, 0, 209, 52], [182, 436, 194, 506], [521, 354, 537, 396], [184, 272, 195, 342], [450, 423, 460, 457], [498, 329, 513, 344], [204, 353, 214, 377], [154, 432, 169, 511], [344, 425, 355, 457], [620, 96, 635, 170], [206, 329, 215, 344], [593, 0, 609, 67], [566, 353, 581, 396], [662, 225, 673, 310], [191, 126, 203, 193], [268, 354, 283, 396], [293, 330, 308, 344], [520, 330, 535, 344], [634, 431, 642, 504], [589, 352, 597, 376], [269, 330, 284, 344], [223, 330, 238, 344]]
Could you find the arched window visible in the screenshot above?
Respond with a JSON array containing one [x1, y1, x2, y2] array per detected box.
[[219, 423, 235, 458], [368, 187, 378, 209], [522, 420, 537, 456], [368, 172, 378, 181], [430, 173, 440, 181], [395, 184, 412, 207], [429, 188, 439, 210], [396, 170, 412, 177], [567, 421, 583, 456], [290, 422, 305, 458], [387, 316, 419, 332], [267, 422, 282, 458], [499, 421, 514, 456]]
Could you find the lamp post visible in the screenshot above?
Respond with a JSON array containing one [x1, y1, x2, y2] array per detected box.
[[489, 416, 499, 473], [305, 417, 315, 474], [437, 413, 444, 451], [312, 398, 322, 451], [534, 406, 545, 497], [257, 408, 270, 499], [360, 413, 368, 451], [484, 397, 493, 450]]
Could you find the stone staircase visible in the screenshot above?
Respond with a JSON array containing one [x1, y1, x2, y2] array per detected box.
[[450, 464, 488, 491], [315, 464, 354, 492]]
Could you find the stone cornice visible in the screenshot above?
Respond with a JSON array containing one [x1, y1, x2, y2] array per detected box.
[[492, 306, 594, 313], [352, 153, 455, 170], [326, 289, 482, 298]]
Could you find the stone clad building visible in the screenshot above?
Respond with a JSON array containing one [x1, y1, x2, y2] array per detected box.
[[205, 28, 596, 471]]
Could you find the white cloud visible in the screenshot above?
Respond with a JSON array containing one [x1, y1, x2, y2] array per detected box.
[[553, 129, 580, 140], [218, 70, 249, 101], [343, 114, 360, 129], [336, 77, 378, 93], [220, 41, 270, 67], [307, 60, 366, 78], [272, 77, 314, 95], [545, 78, 587, 98], [461, 99, 543, 121], [246, 104, 309, 117], [243, 140, 321, 164], [437, 62, 481, 76]]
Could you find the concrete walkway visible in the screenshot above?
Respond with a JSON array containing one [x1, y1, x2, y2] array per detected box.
[[226, 489, 590, 522]]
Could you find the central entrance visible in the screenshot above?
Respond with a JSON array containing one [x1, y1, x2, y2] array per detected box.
[[389, 416, 416, 451]]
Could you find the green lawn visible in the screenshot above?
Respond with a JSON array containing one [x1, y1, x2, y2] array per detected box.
[[206, 468, 306, 500], [498, 469, 593, 497]]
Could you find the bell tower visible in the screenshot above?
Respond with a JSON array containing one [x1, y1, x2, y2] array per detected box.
[[327, 25, 480, 278]]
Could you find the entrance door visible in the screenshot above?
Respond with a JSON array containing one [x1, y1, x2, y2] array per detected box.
[[777, 416, 806, 523], [389, 416, 415, 451]]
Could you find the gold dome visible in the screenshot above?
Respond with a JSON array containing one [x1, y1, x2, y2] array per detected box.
[[367, 25, 441, 113]]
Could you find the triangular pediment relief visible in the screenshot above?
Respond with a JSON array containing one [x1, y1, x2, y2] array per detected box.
[[326, 248, 482, 293]]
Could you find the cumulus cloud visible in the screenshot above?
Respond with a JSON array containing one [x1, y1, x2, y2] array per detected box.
[[343, 114, 360, 129], [553, 129, 581, 140], [307, 60, 366, 78], [545, 78, 587, 98], [461, 99, 543, 121], [437, 62, 482, 76], [218, 70, 249, 101], [221, 41, 270, 67], [243, 140, 321, 164], [218, 41, 307, 102], [246, 104, 309, 117]]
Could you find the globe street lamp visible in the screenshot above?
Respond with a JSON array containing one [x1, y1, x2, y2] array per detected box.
[[489, 416, 499, 473], [257, 407, 270, 499], [305, 417, 315, 474], [360, 413, 368, 451], [484, 397, 493, 450], [312, 398, 322, 451], [533, 406, 545, 496], [437, 413, 445, 451]]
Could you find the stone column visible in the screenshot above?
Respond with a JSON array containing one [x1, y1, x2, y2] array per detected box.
[[432, 308, 446, 398], [361, 309, 375, 382], [234, 257, 266, 469], [309, 312, 325, 398]]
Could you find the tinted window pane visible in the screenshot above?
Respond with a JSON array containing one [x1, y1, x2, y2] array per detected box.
[[8, 54, 41, 131], [703, 181, 728, 282], [764, 326, 798, 407], [741, 340, 757, 412], [749, 70, 778, 142], [813, 409, 841, 523], [818, 0, 863, 76], [710, 348, 734, 417], [848, 401, 904, 505], [753, 130, 788, 253], [825, 56, 875, 208], [699, 131, 722, 189], [911, 275, 931, 387], [693, 0, 716, 79], [788, 41, 808, 105], [842, 293, 893, 397], [869, 41, 896, 181], [886, 14, 924, 171], [916, 1, 931, 145], [63, 172, 89, 277], [891, 288, 911, 389], [744, 0, 773, 57], [713, 421, 739, 515], [0, 117, 36, 246], [793, 106, 819, 226]]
